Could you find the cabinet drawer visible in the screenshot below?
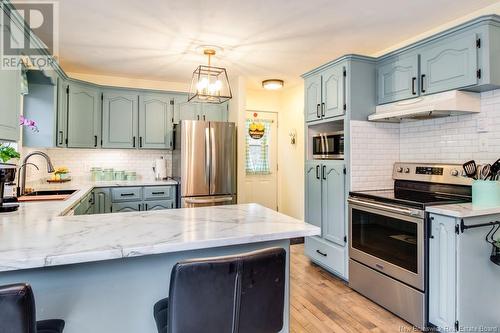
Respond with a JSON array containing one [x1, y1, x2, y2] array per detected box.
[[144, 200, 175, 211], [112, 201, 142, 213], [111, 187, 142, 202], [144, 186, 174, 201], [304, 236, 345, 277]]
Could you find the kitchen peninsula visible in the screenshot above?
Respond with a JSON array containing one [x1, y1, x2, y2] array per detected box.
[[0, 188, 319, 333]]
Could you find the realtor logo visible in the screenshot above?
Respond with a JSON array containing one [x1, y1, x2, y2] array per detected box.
[[1, 1, 59, 69]]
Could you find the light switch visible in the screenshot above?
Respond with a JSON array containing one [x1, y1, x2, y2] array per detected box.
[[477, 118, 489, 133], [479, 134, 489, 152]]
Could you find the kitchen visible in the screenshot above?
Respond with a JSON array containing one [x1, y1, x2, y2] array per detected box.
[[1, 0, 500, 332]]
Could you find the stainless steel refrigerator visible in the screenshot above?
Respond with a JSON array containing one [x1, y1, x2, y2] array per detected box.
[[172, 120, 237, 208]]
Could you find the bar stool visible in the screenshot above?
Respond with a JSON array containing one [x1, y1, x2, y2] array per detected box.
[[153, 247, 286, 333], [0, 283, 65, 333]]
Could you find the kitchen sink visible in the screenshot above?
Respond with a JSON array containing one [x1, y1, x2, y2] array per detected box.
[[17, 189, 77, 202], [25, 190, 77, 196]]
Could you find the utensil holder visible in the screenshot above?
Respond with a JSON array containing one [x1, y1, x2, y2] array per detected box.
[[472, 180, 500, 208]]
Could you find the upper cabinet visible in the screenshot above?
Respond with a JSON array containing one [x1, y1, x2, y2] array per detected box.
[[0, 66, 21, 142], [377, 53, 419, 104], [102, 90, 139, 149], [139, 94, 173, 149], [305, 75, 322, 122], [175, 99, 229, 123], [66, 82, 101, 148]]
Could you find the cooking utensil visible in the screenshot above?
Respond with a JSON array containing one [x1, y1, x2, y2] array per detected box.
[[463, 160, 477, 179], [480, 164, 491, 180], [489, 159, 500, 180]]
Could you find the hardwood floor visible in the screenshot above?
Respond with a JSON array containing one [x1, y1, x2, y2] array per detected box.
[[290, 244, 417, 333]]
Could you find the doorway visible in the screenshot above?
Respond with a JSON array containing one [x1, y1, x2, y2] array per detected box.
[[244, 111, 278, 210]]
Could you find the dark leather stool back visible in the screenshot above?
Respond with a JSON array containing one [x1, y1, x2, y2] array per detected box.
[[0, 283, 37, 333], [168, 247, 286, 333]]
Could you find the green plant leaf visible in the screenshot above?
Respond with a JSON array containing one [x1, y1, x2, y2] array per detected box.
[[0, 145, 20, 163]]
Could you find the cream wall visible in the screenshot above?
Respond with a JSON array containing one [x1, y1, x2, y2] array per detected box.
[[243, 83, 305, 220]]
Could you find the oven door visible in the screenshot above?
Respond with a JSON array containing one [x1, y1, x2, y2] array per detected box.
[[348, 198, 424, 291]]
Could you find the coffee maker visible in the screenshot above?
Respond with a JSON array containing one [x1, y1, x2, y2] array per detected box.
[[0, 163, 19, 212]]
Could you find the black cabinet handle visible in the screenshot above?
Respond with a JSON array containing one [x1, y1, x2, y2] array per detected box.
[[197, 115, 200, 120], [316, 250, 327, 257], [316, 104, 321, 118], [421, 74, 426, 93], [139, 137, 143, 147], [94, 135, 98, 147], [321, 102, 325, 117], [315, 165, 320, 179], [145, 203, 148, 210], [152, 192, 165, 195], [411, 77, 417, 95], [58, 131, 64, 145], [133, 136, 136, 148], [120, 193, 135, 197], [203, 115, 206, 121], [322, 165, 326, 180]]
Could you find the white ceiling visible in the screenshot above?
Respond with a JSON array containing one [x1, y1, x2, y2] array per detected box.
[[56, 0, 498, 89]]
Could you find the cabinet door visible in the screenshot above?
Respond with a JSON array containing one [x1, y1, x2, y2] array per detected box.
[[428, 215, 457, 330], [178, 102, 201, 121], [321, 161, 345, 246], [201, 103, 228, 122], [144, 200, 175, 211], [305, 161, 322, 228], [102, 91, 138, 149], [56, 79, 68, 147], [67, 83, 101, 148], [112, 202, 142, 213], [322, 65, 345, 119], [0, 66, 21, 142], [305, 75, 322, 122], [93, 188, 111, 214], [139, 94, 172, 149], [377, 54, 419, 104], [420, 32, 478, 95]]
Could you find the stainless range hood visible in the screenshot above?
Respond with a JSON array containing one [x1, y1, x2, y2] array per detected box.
[[369, 90, 480, 122]]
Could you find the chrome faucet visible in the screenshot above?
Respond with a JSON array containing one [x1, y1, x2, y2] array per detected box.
[[18, 151, 55, 196]]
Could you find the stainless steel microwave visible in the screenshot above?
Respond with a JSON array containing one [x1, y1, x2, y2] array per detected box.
[[312, 131, 344, 160]]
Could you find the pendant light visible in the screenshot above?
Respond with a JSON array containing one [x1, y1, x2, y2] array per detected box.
[[188, 49, 232, 104]]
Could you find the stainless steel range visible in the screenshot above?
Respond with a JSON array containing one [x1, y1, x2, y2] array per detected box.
[[348, 163, 472, 329]]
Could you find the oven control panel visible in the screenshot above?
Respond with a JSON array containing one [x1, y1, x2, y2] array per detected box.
[[393, 163, 472, 185]]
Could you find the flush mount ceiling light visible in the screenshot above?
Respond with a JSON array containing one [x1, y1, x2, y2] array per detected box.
[[188, 49, 232, 104], [262, 79, 284, 90]]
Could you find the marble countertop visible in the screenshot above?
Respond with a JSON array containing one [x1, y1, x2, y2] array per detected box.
[[0, 179, 319, 272], [426, 203, 500, 218]]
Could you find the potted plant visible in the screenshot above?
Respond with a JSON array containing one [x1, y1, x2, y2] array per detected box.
[[0, 144, 20, 165]]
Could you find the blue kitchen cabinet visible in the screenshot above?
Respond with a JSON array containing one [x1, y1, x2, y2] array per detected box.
[[0, 65, 21, 142], [102, 90, 139, 149], [112, 202, 142, 213], [67, 83, 101, 148], [201, 103, 228, 122], [305, 161, 322, 228], [139, 94, 173, 149], [305, 75, 322, 122], [322, 64, 345, 119], [321, 161, 345, 246], [377, 53, 419, 104], [93, 188, 111, 214], [144, 200, 175, 211], [420, 32, 478, 95], [56, 79, 68, 147]]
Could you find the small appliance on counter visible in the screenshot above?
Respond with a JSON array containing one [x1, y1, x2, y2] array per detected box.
[[348, 162, 473, 329], [153, 157, 168, 180], [0, 163, 19, 212], [312, 131, 344, 160]]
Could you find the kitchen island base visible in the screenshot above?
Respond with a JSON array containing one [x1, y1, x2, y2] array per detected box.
[[0, 239, 290, 333]]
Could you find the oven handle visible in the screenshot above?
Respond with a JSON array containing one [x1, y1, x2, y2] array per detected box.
[[348, 198, 423, 218]]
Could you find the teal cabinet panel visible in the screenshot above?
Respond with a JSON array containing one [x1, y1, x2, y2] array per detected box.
[[102, 91, 138, 149], [144, 200, 175, 211], [304, 236, 345, 277], [0, 66, 21, 142], [178, 102, 201, 121], [322, 65, 345, 119], [321, 161, 345, 246], [143, 186, 175, 201], [377, 53, 419, 104], [305, 75, 322, 122], [111, 187, 142, 202], [420, 32, 478, 95], [428, 214, 457, 330], [139, 94, 173, 149], [93, 188, 111, 214], [201, 103, 228, 122], [305, 161, 322, 228], [172, 94, 188, 124], [56, 79, 68, 147], [67, 83, 101, 148], [112, 201, 142, 213]]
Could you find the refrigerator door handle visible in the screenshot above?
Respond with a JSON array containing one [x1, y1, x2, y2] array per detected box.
[[205, 126, 211, 186], [184, 196, 234, 204], [210, 126, 217, 190]]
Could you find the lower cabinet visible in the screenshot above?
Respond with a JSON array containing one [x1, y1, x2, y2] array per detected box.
[[304, 160, 347, 278], [112, 201, 142, 213], [93, 188, 111, 214], [144, 200, 175, 211]]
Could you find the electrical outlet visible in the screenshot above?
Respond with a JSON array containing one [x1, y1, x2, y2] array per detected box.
[[477, 118, 489, 133], [479, 134, 489, 152]]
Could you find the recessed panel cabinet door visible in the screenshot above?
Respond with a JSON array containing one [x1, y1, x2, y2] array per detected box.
[[67, 83, 101, 148], [322, 65, 345, 119], [102, 91, 138, 149], [321, 161, 345, 246], [56, 80, 68, 147], [377, 54, 418, 104], [201, 103, 228, 122], [420, 32, 478, 95], [139, 95, 172, 149], [305, 161, 322, 229], [0, 66, 21, 142], [305, 75, 322, 122]]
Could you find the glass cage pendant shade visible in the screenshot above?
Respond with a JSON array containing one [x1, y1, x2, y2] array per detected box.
[[188, 49, 232, 104]]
